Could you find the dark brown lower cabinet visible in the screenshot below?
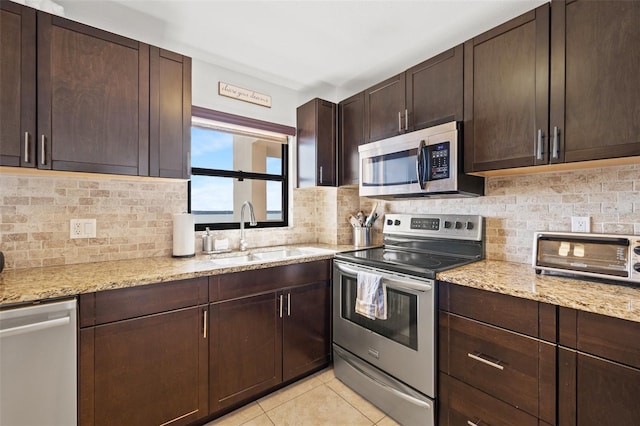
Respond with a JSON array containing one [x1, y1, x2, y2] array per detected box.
[[559, 308, 640, 426], [282, 281, 331, 382], [209, 292, 282, 413], [79, 278, 209, 426], [208, 261, 331, 416], [439, 374, 538, 426]]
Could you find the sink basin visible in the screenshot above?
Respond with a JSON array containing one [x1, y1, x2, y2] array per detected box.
[[210, 247, 333, 266]]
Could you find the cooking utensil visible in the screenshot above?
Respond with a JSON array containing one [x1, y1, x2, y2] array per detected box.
[[348, 215, 362, 228], [365, 202, 378, 227]]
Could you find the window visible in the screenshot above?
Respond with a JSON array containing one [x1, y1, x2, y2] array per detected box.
[[190, 107, 295, 231]]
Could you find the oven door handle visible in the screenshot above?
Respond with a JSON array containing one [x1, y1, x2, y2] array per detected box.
[[336, 263, 432, 293]]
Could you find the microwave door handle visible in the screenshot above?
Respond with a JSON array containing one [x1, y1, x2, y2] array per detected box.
[[335, 264, 432, 293], [417, 140, 426, 189]]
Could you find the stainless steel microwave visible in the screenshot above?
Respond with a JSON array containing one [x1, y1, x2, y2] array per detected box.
[[533, 232, 640, 284], [358, 121, 484, 199]]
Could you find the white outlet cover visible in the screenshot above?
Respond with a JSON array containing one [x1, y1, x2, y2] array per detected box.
[[70, 219, 96, 239], [571, 216, 591, 233]]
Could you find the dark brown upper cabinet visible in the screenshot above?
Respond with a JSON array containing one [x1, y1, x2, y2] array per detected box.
[[464, 5, 550, 172], [37, 12, 150, 175], [1, 2, 191, 178], [363, 44, 464, 144], [364, 73, 406, 143], [0, 2, 36, 168], [150, 47, 192, 179], [296, 98, 336, 187], [550, 0, 640, 163], [338, 91, 364, 186], [465, 1, 640, 173]]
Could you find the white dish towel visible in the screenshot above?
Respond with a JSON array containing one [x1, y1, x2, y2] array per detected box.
[[355, 271, 387, 320]]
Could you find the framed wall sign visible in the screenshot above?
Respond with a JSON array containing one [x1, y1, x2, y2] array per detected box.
[[218, 82, 272, 108]]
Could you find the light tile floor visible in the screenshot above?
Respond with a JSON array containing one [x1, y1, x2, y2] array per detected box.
[[205, 368, 401, 426]]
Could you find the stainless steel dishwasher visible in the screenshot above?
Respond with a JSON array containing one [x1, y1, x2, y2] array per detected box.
[[1, 298, 77, 425]]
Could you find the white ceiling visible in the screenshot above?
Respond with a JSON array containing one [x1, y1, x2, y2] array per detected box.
[[57, 0, 547, 97]]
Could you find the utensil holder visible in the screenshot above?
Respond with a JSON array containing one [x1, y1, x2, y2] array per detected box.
[[353, 227, 371, 247]]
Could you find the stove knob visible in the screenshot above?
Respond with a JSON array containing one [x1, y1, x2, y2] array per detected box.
[[444, 221, 452, 229], [454, 221, 463, 229], [394, 220, 401, 226], [634, 246, 640, 255], [386, 219, 393, 226], [465, 221, 474, 230], [635, 263, 640, 273]]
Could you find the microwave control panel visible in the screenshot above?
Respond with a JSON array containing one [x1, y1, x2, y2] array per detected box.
[[427, 142, 450, 180]]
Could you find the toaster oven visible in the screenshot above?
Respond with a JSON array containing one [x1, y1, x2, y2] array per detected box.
[[533, 232, 640, 284]]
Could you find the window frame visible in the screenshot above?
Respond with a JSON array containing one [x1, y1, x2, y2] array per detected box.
[[189, 106, 295, 232]]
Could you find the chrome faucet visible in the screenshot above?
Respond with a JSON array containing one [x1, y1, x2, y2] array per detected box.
[[239, 201, 257, 251]]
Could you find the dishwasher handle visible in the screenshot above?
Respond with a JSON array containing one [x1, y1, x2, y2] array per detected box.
[[0, 316, 70, 339]]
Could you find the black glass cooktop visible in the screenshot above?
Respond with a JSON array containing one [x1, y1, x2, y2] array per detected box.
[[335, 247, 477, 279]]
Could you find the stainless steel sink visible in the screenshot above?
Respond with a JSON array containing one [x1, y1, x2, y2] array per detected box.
[[210, 247, 333, 266]]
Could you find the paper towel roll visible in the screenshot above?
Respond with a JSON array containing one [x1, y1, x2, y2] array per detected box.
[[172, 213, 195, 257]]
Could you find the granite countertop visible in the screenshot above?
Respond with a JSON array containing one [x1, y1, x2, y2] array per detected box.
[[4, 249, 640, 324], [0, 244, 355, 307], [437, 259, 640, 323]]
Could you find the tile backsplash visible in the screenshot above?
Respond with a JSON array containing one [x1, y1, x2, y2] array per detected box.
[[367, 164, 640, 264], [1, 163, 638, 270]]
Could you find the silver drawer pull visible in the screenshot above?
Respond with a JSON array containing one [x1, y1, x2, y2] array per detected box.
[[468, 352, 504, 370], [467, 420, 480, 426]]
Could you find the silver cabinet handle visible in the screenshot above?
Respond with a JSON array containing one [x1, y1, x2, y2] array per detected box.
[[552, 126, 560, 160], [405, 108, 409, 131], [24, 132, 30, 163], [468, 352, 504, 370], [398, 111, 402, 133], [287, 293, 291, 316], [40, 135, 46, 165], [536, 129, 544, 161], [319, 166, 323, 184], [203, 309, 207, 339], [279, 294, 283, 318], [467, 420, 480, 426]]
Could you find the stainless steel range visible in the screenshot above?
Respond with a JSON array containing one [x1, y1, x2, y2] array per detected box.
[[333, 213, 484, 426]]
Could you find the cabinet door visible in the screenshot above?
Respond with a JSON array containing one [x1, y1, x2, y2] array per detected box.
[[338, 92, 364, 186], [150, 47, 191, 178], [80, 306, 208, 426], [0, 2, 36, 168], [364, 73, 406, 143], [464, 5, 550, 172], [559, 349, 640, 426], [282, 281, 331, 382], [37, 13, 150, 175], [209, 292, 282, 413], [406, 44, 463, 132], [296, 98, 336, 187], [550, 1, 640, 163]]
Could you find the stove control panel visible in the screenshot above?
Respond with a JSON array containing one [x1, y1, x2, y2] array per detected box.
[[383, 214, 484, 241]]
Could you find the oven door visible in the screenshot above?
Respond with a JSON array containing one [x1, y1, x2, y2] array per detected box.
[[332, 260, 436, 397]]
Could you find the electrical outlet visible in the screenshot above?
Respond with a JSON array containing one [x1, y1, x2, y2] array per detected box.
[[70, 219, 96, 239], [571, 216, 591, 233]]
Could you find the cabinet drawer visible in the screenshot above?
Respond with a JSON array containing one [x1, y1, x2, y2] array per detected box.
[[79, 277, 208, 327], [439, 374, 537, 426], [560, 307, 640, 369], [211, 260, 330, 302], [445, 313, 550, 419], [445, 283, 540, 337]]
